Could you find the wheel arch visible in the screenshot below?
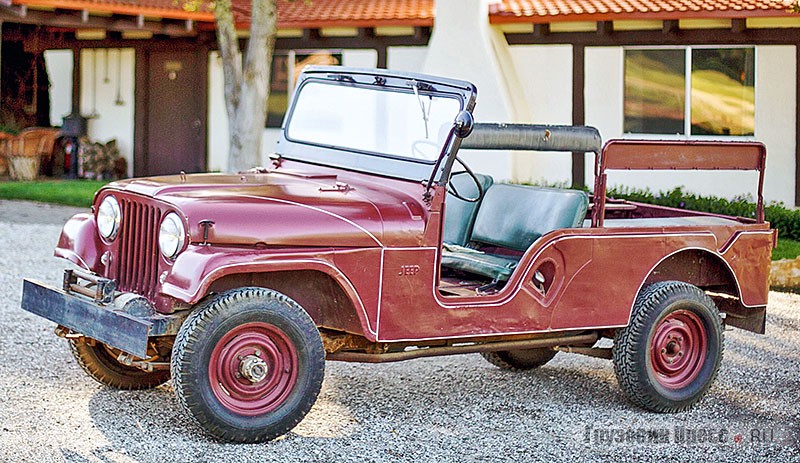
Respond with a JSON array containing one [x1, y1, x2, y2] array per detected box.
[[203, 269, 368, 338], [642, 248, 765, 334]]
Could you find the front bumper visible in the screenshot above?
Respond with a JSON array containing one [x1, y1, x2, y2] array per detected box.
[[21, 270, 187, 358]]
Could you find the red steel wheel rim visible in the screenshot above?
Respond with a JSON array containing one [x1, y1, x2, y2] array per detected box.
[[649, 309, 708, 389], [209, 321, 299, 416]]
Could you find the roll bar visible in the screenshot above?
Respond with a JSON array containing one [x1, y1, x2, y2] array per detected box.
[[460, 123, 602, 153], [592, 140, 767, 227]]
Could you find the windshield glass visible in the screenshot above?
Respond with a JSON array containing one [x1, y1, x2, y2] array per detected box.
[[285, 81, 462, 163]]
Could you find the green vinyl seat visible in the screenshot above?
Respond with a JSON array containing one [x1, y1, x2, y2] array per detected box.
[[443, 172, 494, 246], [441, 184, 589, 282]]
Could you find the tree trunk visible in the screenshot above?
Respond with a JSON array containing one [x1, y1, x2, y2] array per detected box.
[[214, 0, 276, 173]]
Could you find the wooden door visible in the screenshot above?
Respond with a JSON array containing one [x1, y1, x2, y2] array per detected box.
[[143, 50, 207, 176]]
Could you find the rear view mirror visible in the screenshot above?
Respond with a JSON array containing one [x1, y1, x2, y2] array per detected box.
[[454, 110, 474, 138]]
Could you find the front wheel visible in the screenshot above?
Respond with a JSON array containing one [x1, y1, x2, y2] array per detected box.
[[70, 339, 170, 390], [171, 287, 325, 443], [612, 281, 723, 412]]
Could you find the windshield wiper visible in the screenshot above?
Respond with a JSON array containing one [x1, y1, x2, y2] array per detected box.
[[412, 81, 433, 139]]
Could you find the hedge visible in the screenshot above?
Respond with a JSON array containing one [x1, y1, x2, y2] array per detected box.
[[606, 186, 800, 241]]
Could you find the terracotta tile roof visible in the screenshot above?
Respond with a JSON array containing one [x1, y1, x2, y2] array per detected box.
[[236, 0, 434, 28], [10, 0, 215, 21], [489, 0, 796, 23], [9, 0, 434, 28]]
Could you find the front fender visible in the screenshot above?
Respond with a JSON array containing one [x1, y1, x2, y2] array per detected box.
[[160, 245, 377, 340], [54, 213, 103, 271]]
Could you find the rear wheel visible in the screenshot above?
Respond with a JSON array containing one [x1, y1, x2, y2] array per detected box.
[[171, 287, 325, 443], [481, 348, 557, 371], [69, 340, 170, 390], [612, 281, 723, 412]]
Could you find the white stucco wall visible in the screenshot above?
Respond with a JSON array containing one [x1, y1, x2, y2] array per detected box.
[[207, 49, 380, 172], [44, 50, 73, 127], [584, 45, 796, 205], [387, 46, 428, 72], [79, 48, 135, 177], [508, 44, 574, 184], [421, 0, 528, 181]]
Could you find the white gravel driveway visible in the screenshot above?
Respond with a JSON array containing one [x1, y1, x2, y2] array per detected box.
[[0, 200, 798, 462]]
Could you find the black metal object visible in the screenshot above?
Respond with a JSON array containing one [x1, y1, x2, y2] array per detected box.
[[460, 123, 602, 154], [61, 112, 87, 178], [61, 112, 88, 137], [63, 268, 116, 304], [22, 279, 151, 357], [21, 277, 189, 358]]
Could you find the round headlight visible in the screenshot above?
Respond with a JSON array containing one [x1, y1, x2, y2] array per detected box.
[[159, 212, 186, 259], [97, 196, 121, 240]]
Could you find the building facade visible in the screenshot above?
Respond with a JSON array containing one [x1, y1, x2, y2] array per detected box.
[[2, 0, 798, 205]]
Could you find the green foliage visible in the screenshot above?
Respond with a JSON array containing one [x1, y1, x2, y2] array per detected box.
[[607, 186, 800, 242], [773, 238, 800, 261], [0, 180, 108, 207]]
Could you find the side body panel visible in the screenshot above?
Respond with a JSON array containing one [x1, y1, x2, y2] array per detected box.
[[375, 226, 771, 342]]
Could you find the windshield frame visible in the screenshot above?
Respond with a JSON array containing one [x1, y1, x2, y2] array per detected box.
[[285, 79, 463, 165], [276, 66, 477, 183]]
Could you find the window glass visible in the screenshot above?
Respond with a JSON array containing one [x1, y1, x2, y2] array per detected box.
[[691, 48, 755, 136], [624, 49, 686, 135], [286, 81, 461, 162], [266, 55, 289, 127], [623, 47, 755, 137]]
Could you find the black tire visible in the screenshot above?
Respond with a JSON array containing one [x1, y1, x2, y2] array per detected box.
[[69, 340, 170, 390], [481, 348, 557, 371], [171, 287, 325, 443], [612, 281, 723, 412]]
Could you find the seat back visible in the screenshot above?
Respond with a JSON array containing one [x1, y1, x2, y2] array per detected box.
[[471, 184, 588, 252], [442, 172, 494, 246]]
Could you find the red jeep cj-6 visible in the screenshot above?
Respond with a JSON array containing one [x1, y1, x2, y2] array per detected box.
[[22, 67, 774, 442]]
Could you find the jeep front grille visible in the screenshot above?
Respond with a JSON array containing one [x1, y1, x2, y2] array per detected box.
[[116, 197, 162, 299]]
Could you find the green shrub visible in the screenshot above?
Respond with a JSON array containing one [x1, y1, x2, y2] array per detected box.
[[607, 186, 800, 241]]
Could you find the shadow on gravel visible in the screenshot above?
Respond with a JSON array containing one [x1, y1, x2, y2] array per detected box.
[[76, 353, 800, 460], [79, 357, 633, 458]]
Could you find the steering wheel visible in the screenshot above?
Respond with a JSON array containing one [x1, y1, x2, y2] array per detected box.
[[447, 156, 484, 203], [410, 139, 440, 161]]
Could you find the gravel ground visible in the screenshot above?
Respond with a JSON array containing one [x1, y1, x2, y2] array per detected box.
[[0, 199, 799, 462]]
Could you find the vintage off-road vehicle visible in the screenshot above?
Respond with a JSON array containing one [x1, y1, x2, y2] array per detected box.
[[22, 67, 774, 443]]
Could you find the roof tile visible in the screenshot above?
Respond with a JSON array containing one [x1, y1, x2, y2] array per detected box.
[[11, 0, 435, 28], [490, 0, 795, 22]]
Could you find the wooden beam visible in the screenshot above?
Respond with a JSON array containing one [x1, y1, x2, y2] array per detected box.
[[0, 20, 3, 104], [505, 26, 800, 46], [572, 44, 586, 189], [796, 43, 800, 207], [71, 46, 80, 113], [302, 28, 320, 42], [357, 27, 375, 40], [277, 29, 430, 49], [663, 19, 678, 34], [732, 18, 746, 33], [133, 48, 148, 177], [0, 7, 203, 37], [377, 45, 387, 68]]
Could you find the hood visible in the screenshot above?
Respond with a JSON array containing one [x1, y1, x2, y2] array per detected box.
[[105, 166, 430, 248]]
